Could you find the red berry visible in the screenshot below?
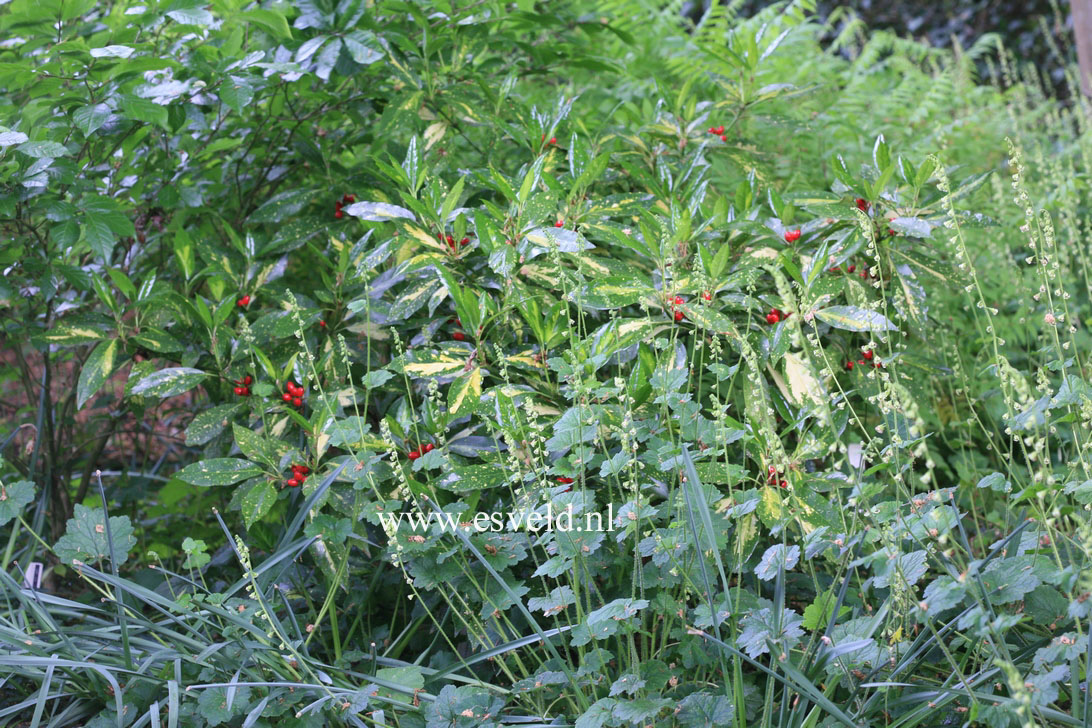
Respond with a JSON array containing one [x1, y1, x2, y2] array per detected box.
[[554, 220, 563, 227], [673, 295, 684, 305], [460, 237, 469, 246], [766, 312, 780, 325], [779, 480, 788, 489], [719, 134, 727, 142], [335, 210, 343, 219], [714, 125, 724, 134], [292, 397, 302, 407], [549, 137, 557, 145], [424, 443, 434, 453], [847, 264, 856, 273], [234, 386, 245, 395], [453, 331, 466, 341], [855, 198, 869, 212], [862, 349, 874, 360], [243, 375, 252, 385], [888, 228, 896, 237], [784, 229, 801, 243], [286, 478, 299, 487], [674, 311, 684, 322], [858, 359, 866, 366], [344, 194, 356, 203], [557, 476, 574, 484], [446, 234, 455, 245], [319, 320, 327, 328], [703, 291, 712, 301], [407, 450, 420, 461], [237, 295, 250, 307], [829, 267, 839, 273], [845, 361, 854, 370], [282, 393, 292, 402], [708, 127, 716, 134]]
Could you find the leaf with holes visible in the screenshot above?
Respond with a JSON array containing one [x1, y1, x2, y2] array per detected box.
[[54, 504, 136, 566], [0, 480, 34, 527]]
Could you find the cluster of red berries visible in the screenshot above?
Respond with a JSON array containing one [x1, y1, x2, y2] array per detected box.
[[845, 348, 884, 371], [783, 229, 801, 244], [334, 193, 355, 220], [541, 133, 557, 146], [281, 380, 304, 408], [706, 125, 727, 142], [233, 374, 253, 397], [440, 233, 470, 250], [451, 317, 467, 341], [556, 475, 574, 492], [766, 465, 788, 489], [827, 263, 879, 280], [285, 463, 310, 488], [236, 294, 251, 308], [407, 443, 435, 460], [669, 295, 686, 322], [765, 307, 791, 325]]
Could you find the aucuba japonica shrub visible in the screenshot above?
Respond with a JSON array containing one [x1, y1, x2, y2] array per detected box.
[[3, 0, 1092, 726]]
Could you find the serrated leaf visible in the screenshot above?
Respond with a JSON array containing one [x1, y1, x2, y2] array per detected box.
[[129, 367, 206, 398], [54, 504, 136, 566], [185, 404, 240, 446], [0, 480, 35, 527], [814, 305, 897, 332], [220, 76, 254, 113], [755, 544, 800, 580], [77, 338, 119, 409], [176, 458, 263, 486]]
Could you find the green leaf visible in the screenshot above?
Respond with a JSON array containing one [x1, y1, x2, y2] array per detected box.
[[754, 544, 800, 581], [0, 131, 29, 147], [814, 305, 897, 333], [129, 367, 206, 398], [0, 480, 35, 527], [41, 322, 109, 346], [77, 338, 119, 409], [54, 504, 136, 566], [240, 8, 291, 39], [220, 76, 254, 113], [83, 212, 116, 260], [240, 480, 277, 529], [121, 94, 168, 129], [167, 0, 214, 26], [17, 140, 69, 158], [185, 404, 240, 446], [977, 472, 1011, 493], [176, 458, 263, 486]]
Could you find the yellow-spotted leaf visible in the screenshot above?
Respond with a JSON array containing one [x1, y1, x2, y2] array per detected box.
[[784, 352, 823, 405], [814, 305, 897, 333], [448, 366, 482, 417], [77, 338, 119, 409], [176, 458, 263, 486]]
